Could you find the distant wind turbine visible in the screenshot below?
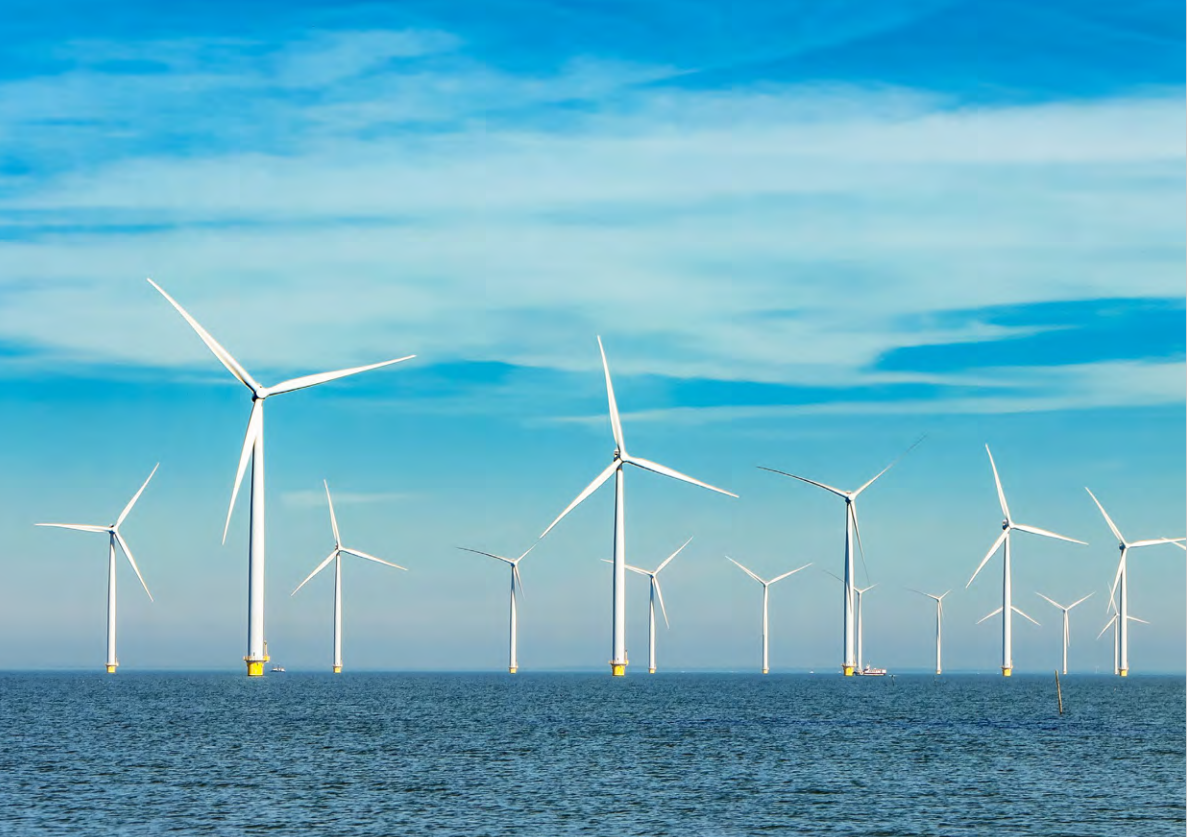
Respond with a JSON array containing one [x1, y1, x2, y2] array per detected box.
[[823, 569, 877, 674], [909, 589, 950, 675], [727, 557, 811, 674], [36, 464, 158, 673], [1085, 488, 1185, 677], [1035, 592, 1092, 675], [759, 437, 922, 676], [1097, 589, 1148, 676], [540, 337, 736, 676], [618, 536, 691, 674], [292, 481, 406, 673], [148, 278, 413, 676], [967, 445, 1085, 676], [457, 544, 535, 673]]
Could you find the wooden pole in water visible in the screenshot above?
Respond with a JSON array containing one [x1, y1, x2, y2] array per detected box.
[[1055, 670, 1063, 715]]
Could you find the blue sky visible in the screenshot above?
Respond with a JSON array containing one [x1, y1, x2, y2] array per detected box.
[[1, 1, 1183, 673]]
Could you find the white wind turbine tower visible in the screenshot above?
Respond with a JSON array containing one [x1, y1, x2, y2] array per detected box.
[[823, 570, 877, 673], [457, 544, 535, 673], [620, 536, 692, 674], [540, 337, 736, 676], [966, 445, 1085, 677], [36, 464, 158, 673], [148, 279, 414, 676], [759, 438, 921, 676], [1035, 592, 1092, 675], [909, 589, 949, 675], [292, 481, 406, 673], [727, 557, 811, 674], [1097, 590, 1148, 676], [1085, 487, 1184, 677]]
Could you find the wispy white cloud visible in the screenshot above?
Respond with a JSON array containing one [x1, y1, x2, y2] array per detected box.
[[0, 29, 1181, 416]]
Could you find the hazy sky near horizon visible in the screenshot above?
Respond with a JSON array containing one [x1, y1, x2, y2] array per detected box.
[[2, 0, 1184, 674]]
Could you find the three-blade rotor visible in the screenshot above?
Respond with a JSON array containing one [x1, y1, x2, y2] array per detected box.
[[540, 338, 736, 539], [622, 536, 693, 628], [148, 278, 414, 544], [292, 481, 406, 596], [458, 543, 535, 599], [36, 463, 159, 601]]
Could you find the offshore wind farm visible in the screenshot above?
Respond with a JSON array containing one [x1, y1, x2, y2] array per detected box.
[[0, 2, 1184, 835]]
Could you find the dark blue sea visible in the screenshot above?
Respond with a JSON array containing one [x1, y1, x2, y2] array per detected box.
[[1, 673, 1183, 836]]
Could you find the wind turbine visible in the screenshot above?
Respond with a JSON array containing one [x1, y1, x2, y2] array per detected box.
[[36, 464, 158, 673], [909, 589, 950, 675], [1035, 592, 1092, 675], [1085, 487, 1184, 677], [727, 557, 811, 674], [823, 569, 878, 674], [457, 544, 535, 673], [759, 437, 921, 676], [1097, 589, 1148, 676], [148, 279, 414, 676], [966, 445, 1085, 676], [292, 480, 406, 673], [540, 337, 736, 676], [619, 536, 692, 674]]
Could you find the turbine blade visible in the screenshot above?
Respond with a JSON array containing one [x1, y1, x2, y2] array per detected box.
[[223, 399, 263, 544], [757, 467, 847, 499], [324, 480, 341, 546], [1128, 615, 1150, 625], [655, 536, 693, 575], [1067, 592, 1094, 610], [726, 556, 765, 585], [770, 563, 812, 585], [292, 550, 338, 595], [821, 569, 842, 584], [117, 463, 159, 528], [1012, 522, 1086, 546], [513, 563, 524, 601], [624, 564, 650, 576], [626, 455, 737, 498], [1108, 553, 1126, 607], [967, 530, 1008, 588], [1128, 537, 1186, 548], [851, 503, 871, 586], [340, 547, 407, 571], [267, 355, 416, 397], [515, 543, 538, 563], [457, 546, 514, 565], [1096, 616, 1116, 640], [1084, 487, 1124, 544], [653, 576, 670, 628], [1012, 605, 1040, 627], [147, 278, 260, 393], [114, 531, 153, 602], [852, 435, 925, 498], [1035, 592, 1063, 610], [977, 606, 1003, 625], [985, 445, 1011, 522], [540, 460, 619, 539], [36, 523, 109, 533], [596, 336, 626, 453]]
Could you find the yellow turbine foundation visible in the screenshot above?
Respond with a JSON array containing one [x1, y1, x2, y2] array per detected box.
[[843, 665, 854, 676], [508, 666, 517, 674], [333, 665, 342, 674], [649, 668, 656, 674], [611, 663, 626, 677], [245, 655, 269, 677], [1002, 667, 1012, 677], [105, 664, 118, 674], [1119, 669, 1128, 677]]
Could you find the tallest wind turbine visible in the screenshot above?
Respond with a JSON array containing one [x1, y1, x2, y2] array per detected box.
[[148, 279, 414, 676], [541, 337, 736, 676]]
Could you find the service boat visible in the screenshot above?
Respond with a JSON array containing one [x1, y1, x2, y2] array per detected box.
[[854, 664, 887, 676]]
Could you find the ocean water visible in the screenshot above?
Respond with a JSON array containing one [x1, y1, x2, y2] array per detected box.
[[1, 672, 1182, 836]]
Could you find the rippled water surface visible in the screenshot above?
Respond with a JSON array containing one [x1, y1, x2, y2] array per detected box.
[[2, 673, 1183, 836]]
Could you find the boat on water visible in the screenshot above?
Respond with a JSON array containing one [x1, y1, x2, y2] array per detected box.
[[854, 665, 886, 676], [270, 666, 286, 673]]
